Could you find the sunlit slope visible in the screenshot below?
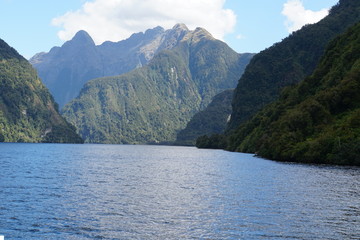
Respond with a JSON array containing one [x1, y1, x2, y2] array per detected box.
[[228, 22, 360, 165], [0, 38, 83, 143]]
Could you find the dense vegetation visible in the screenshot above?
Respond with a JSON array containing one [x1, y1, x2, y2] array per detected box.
[[201, 22, 360, 165], [0, 38, 83, 143], [228, 0, 360, 130], [176, 89, 234, 145], [62, 28, 252, 144]]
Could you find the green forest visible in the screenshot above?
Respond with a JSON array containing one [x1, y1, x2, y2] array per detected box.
[[0, 38, 83, 143], [228, 0, 360, 130], [228, 22, 360, 165], [198, 21, 360, 165]]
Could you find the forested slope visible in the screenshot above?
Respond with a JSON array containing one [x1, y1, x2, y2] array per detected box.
[[228, 0, 360, 130], [227, 22, 360, 165], [176, 89, 234, 146], [0, 38, 83, 143]]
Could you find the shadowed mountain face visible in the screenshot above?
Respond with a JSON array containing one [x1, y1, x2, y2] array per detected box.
[[30, 24, 195, 108], [176, 89, 234, 146], [0, 38, 83, 143], [61, 26, 254, 144]]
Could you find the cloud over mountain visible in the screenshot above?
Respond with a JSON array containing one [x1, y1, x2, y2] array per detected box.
[[52, 0, 236, 44], [282, 0, 330, 33]]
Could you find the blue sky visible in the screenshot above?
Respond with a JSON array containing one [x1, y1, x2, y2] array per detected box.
[[0, 0, 338, 59]]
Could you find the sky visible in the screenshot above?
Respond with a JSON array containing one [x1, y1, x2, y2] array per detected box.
[[0, 0, 339, 59]]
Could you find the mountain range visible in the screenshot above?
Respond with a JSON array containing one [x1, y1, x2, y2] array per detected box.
[[30, 24, 222, 108], [60, 25, 253, 144], [1, 0, 358, 166], [0, 38, 83, 143]]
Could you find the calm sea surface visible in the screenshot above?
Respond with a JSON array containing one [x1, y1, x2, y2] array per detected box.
[[0, 143, 359, 240]]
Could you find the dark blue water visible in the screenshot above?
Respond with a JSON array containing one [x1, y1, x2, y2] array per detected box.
[[0, 143, 359, 239]]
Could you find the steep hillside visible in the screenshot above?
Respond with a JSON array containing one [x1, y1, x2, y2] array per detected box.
[[0, 38, 83, 143], [176, 89, 234, 146], [30, 24, 197, 108], [62, 27, 252, 144], [227, 22, 360, 165], [228, 0, 360, 130]]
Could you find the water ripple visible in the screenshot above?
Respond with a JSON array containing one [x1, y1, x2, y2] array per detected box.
[[0, 143, 359, 239]]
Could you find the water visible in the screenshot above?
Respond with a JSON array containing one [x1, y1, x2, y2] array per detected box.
[[0, 143, 359, 240]]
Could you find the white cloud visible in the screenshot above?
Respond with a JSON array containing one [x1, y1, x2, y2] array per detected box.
[[236, 34, 245, 40], [52, 0, 236, 44], [282, 0, 329, 33]]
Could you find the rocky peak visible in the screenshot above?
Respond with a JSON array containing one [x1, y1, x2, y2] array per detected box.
[[160, 23, 191, 50], [182, 27, 215, 44], [28, 52, 46, 65], [72, 30, 95, 44], [193, 27, 214, 39], [62, 30, 96, 50], [173, 23, 189, 32], [144, 26, 165, 39]]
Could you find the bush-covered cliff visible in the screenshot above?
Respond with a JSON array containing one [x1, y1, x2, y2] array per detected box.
[[227, 22, 360, 165], [0, 38, 83, 143]]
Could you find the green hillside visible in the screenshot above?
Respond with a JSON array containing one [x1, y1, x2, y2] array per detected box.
[[0, 38, 83, 143], [227, 22, 360, 165], [62, 28, 252, 144], [228, 0, 360, 130]]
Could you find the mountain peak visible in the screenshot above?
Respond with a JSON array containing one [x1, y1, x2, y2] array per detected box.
[[172, 23, 189, 31], [193, 27, 215, 40], [182, 27, 215, 44], [0, 38, 23, 60], [145, 26, 165, 36], [71, 30, 95, 45], [159, 23, 191, 50]]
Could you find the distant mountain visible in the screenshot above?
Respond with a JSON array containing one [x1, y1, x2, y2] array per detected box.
[[62, 26, 253, 144], [30, 24, 203, 108], [176, 89, 234, 146], [227, 0, 360, 130], [0, 38, 83, 143], [225, 22, 360, 165]]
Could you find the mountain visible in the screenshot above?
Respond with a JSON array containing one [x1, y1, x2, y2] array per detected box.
[[225, 22, 360, 165], [62, 26, 253, 144], [175, 89, 234, 146], [30, 24, 201, 108], [0, 38, 83, 143], [227, 0, 360, 130]]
